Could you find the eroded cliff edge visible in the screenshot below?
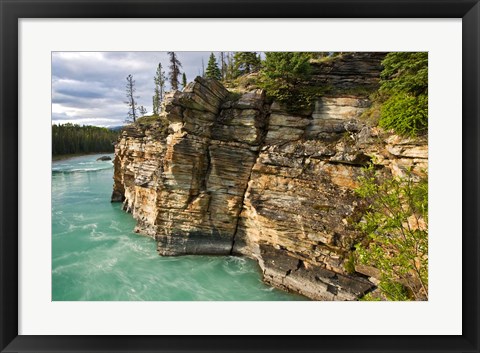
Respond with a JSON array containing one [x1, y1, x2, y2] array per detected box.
[[112, 53, 427, 300]]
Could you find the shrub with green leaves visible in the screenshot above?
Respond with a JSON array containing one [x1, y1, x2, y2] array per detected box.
[[378, 52, 428, 136], [355, 165, 428, 301]]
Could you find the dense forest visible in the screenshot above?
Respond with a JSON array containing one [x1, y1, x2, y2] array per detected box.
[[52, 123, 119, 156]]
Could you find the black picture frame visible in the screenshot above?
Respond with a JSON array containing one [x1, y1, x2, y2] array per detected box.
[[1, 1, 479, 352]]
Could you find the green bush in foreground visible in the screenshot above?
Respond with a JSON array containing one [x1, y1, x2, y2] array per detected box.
[[355, 165, 428, 301], [378, 52, 428, 136]]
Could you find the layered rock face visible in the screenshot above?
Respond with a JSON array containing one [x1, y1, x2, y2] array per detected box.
[[310, 52, 388, 93], [112, 54, 427, 300], [113, 78, 269, 255]]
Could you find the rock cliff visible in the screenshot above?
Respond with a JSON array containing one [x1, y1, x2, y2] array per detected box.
[[112, 53, 428, 300]]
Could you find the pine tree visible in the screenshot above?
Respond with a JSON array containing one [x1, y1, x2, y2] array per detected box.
[[182, 72, 187, 88], [139, 106, 147, 116], [168, 52, 182, 91], [125, 74, 138, 123], [226, 52, 235, 80], [262, 52, 311, 82], [220, 52, 226, 79], [205, 53, 222, 80], [259, 52, 312, 111], [233, 52, 261, 77], [153, 62, 166, 115]]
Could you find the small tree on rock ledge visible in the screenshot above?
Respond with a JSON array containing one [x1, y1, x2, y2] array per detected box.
[[205, 53, 221, 80], [153, 62, 166, 115], [125, 74, 138, 123], [259, 52, 313, 112], [168, 52, 182, 91]]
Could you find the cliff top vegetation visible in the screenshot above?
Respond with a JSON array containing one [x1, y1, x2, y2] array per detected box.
[[127, 51, 428, 138]]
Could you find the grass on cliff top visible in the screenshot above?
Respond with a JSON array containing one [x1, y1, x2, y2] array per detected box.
[[129, 114, 170, 137], [222, 72, 262, 92], [309, 54, 345, 64], [136, 114, 162, 125]]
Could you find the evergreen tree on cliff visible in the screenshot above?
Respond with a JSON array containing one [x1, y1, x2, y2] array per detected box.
[[225, 52, 235, 80], [182, 72, 187, 89], [125, 74, 138, 123], [220, 52, 227, 79], [233, 52, 261, 77], [153, 62, 166, 115], [259, 52, 312, 111], [168, 52, 182, 91], [262, 52, 311, 82], [205, 53, 222, 80]]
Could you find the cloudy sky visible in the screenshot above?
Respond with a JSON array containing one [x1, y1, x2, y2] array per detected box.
[[52, 52, 221, 127]]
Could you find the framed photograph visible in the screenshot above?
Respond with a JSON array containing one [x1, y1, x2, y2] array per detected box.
[[1, 0, 479, 352]]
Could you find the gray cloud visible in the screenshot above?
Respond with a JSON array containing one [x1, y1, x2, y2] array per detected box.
[[52, 112, 71, 121], [52, 51, 221, 127]]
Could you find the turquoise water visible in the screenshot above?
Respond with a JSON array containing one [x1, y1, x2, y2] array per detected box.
[[52, 154, 305, 301]]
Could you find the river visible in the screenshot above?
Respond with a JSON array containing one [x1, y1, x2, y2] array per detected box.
[[52, 154, 305, 301]]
